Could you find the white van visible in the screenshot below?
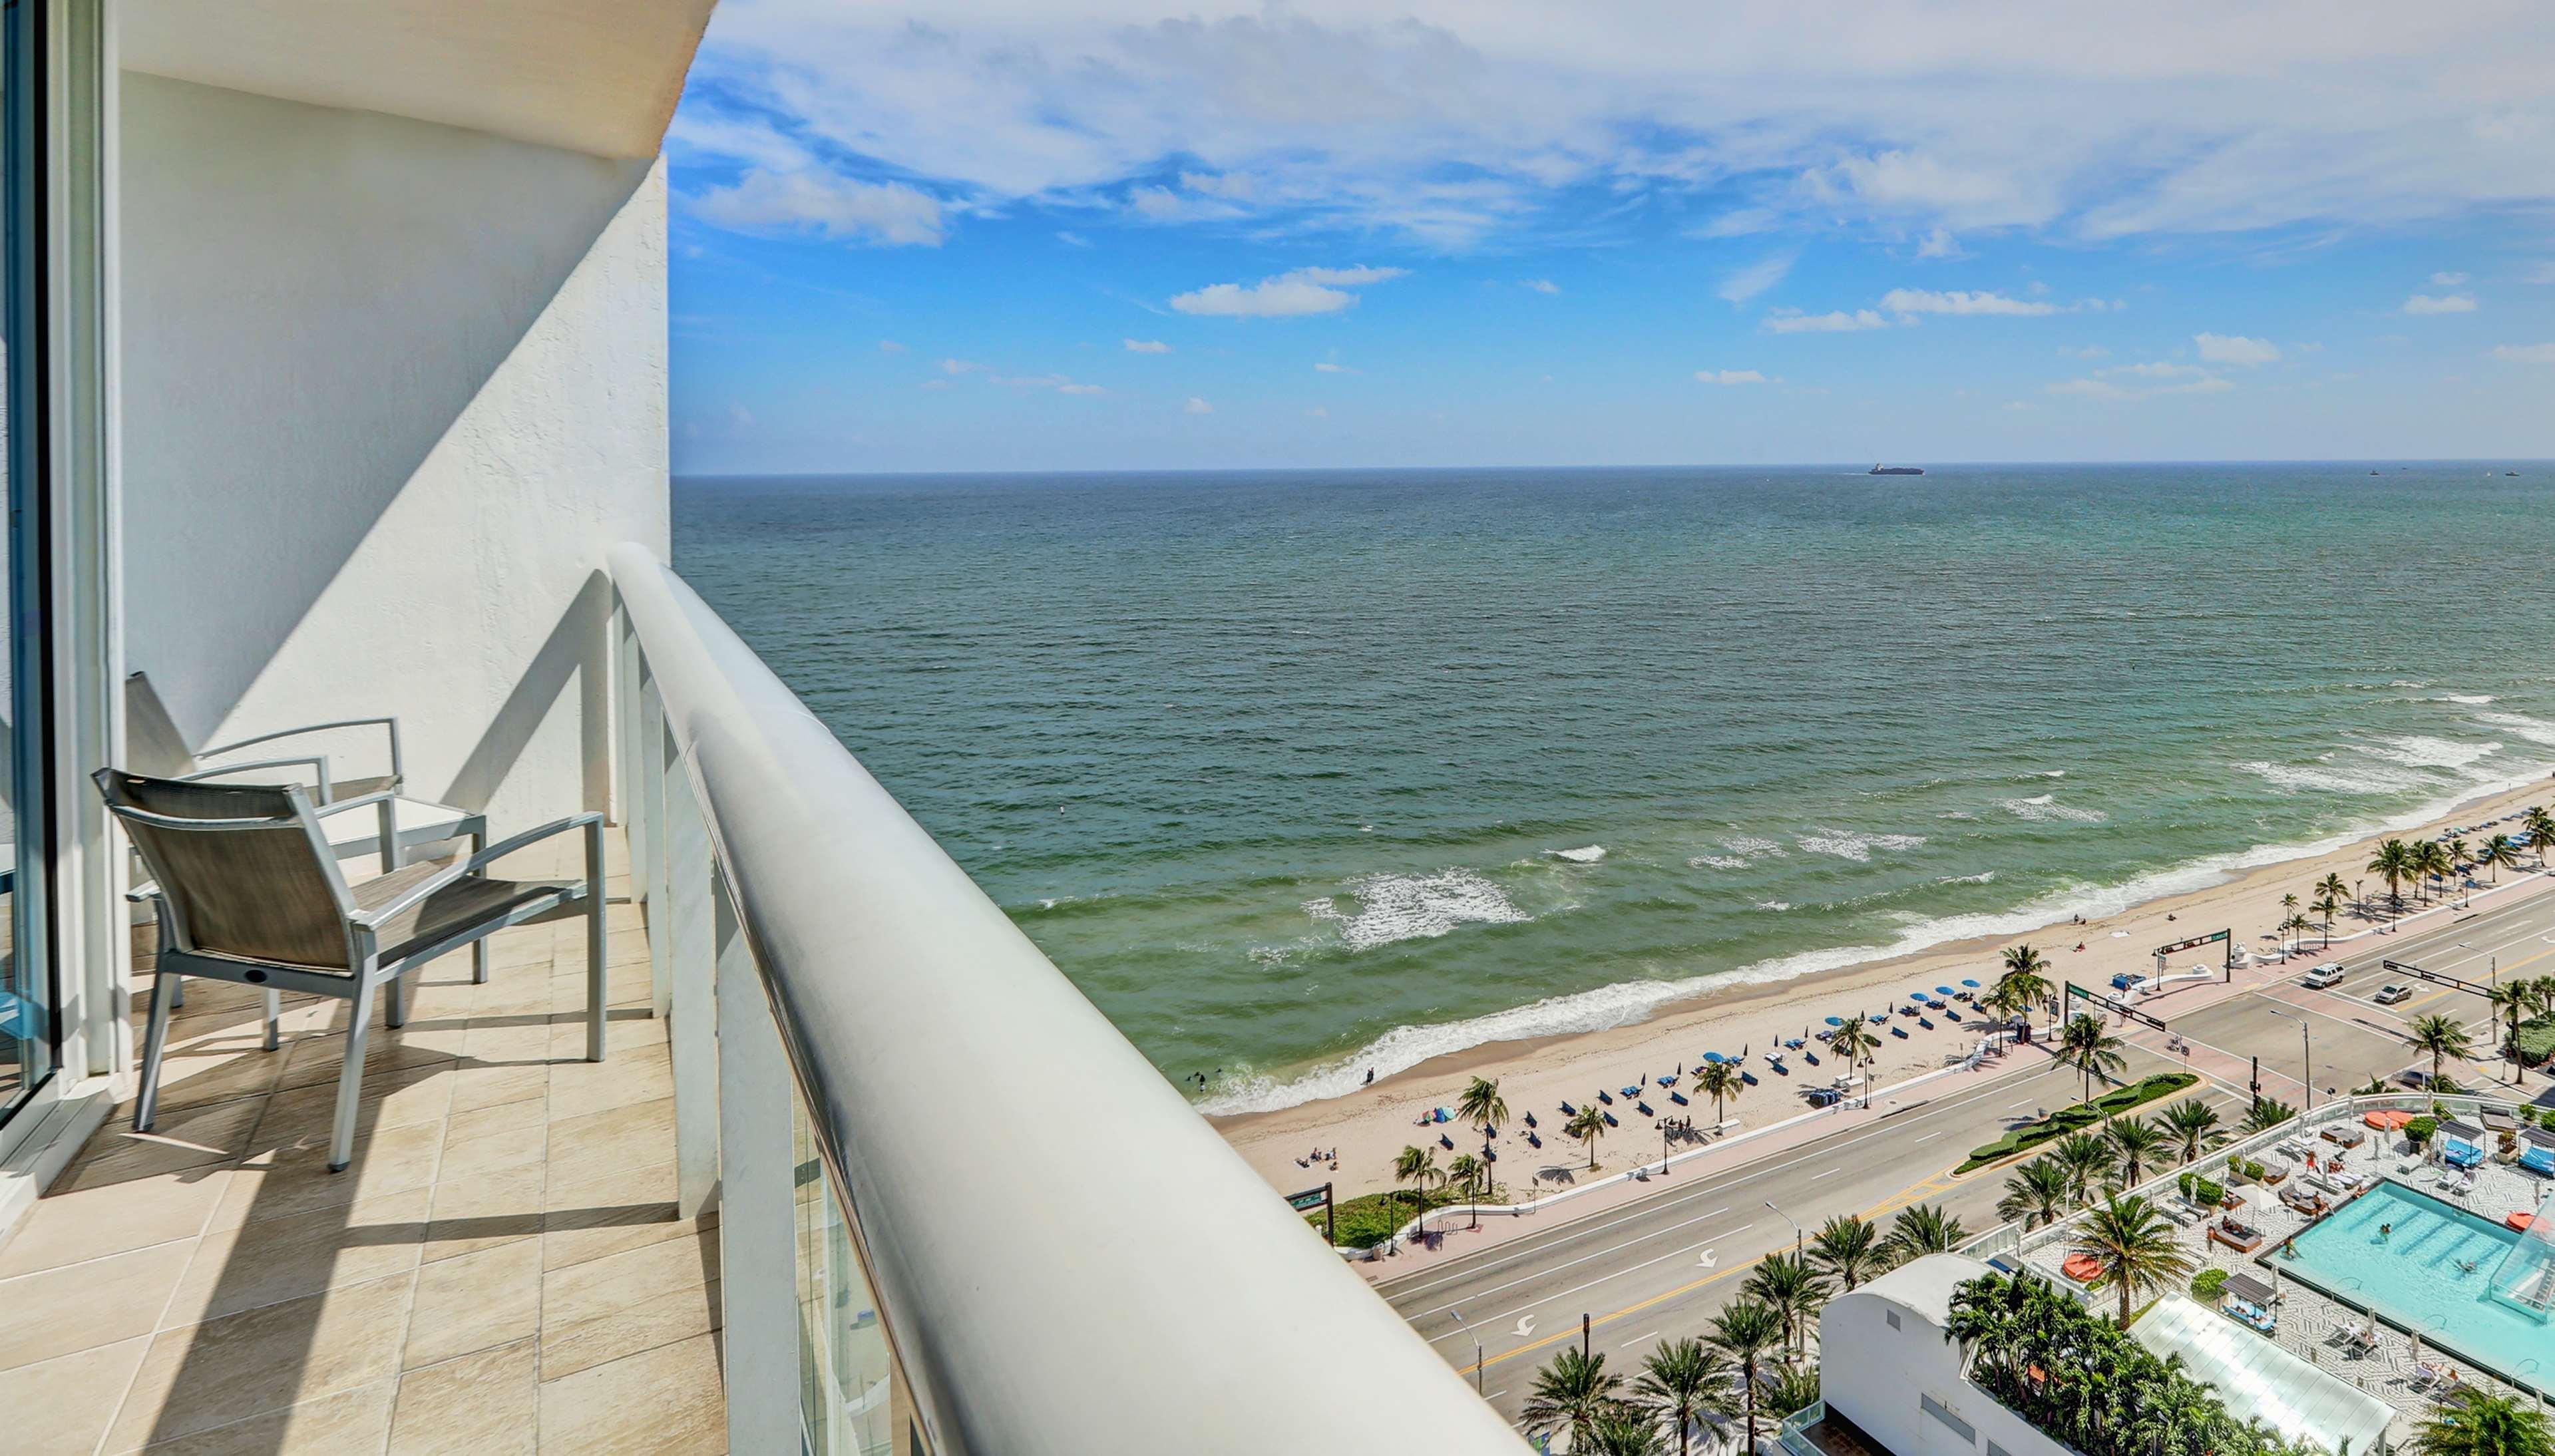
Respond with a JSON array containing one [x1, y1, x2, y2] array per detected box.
[[2299, 962, 2345, 990]]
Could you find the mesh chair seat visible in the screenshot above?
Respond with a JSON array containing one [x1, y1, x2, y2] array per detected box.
[[368, 870, 582, 964]]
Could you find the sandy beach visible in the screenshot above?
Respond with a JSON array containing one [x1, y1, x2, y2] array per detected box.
[[1215, 776, 2555, 1202]]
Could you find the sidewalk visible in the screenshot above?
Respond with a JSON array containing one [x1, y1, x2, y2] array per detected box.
[[1362, 869, 2555, 1282]]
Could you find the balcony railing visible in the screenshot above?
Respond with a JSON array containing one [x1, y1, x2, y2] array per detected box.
[[606, 544, 1521, 1453]]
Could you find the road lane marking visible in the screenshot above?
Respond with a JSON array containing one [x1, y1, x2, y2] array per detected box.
[[1811, 1167, 1842, 1181], [1621, 1330, 1662, 1348], [1914, 1130, 1947, 1143]]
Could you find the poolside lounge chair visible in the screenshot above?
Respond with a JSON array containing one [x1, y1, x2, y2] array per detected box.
[[2209, 1217, 2266, 1253], [99, 769, 606, 1173]]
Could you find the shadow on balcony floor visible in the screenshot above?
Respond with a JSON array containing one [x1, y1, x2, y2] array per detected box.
[[0, 832, 728, 1454]]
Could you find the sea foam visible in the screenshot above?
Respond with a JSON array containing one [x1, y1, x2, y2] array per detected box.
[[1998, 793, 2107, 824], [1549, 845, 1607, 862], [1796, 830, 1928, 861], [1300, 868, 1529, 952]]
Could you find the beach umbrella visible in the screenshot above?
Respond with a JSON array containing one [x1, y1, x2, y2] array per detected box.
[[1937, 986, 1957, 996], [1703, 1051, 1724, 1063], [1824, 1016, 1844, 1027], [1961, 979, 1981, 988]]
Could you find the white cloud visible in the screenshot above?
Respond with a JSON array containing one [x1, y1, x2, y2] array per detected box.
[[1763, 308, 1890, 333], [939, 358, 984, 375], [728, 404, 756, 429], [1171, 265, 1405, 317], [1521, 278, 1561, 294], [1305, 405, 1330, 418], [689, 5, 2555, 250], [2528, 262, 2555, 285], [878, 340, 907, 353], [1880, 287, 2059, 317], [990, 373, 1107, 395], [1313, 361, 1354, 373], [2489, 343, 2555, 364], [1184, 397, 1215, 414], [1694, 369, 1772, 384], [1717, 254, 1794, 306], [2431, 271, 2470, 286], [2104, 361, 2208, 379], [2047, 372, 2234, 400], [691, 169, 944, 246], [2194, 332, 2281, 366], [1123, 338, 1173, 353], [2403, 292, 2478, 314], [2060, 345, 2110, 359], [1057, 230, 1091, 247], [1915, 228, 1965, 259]]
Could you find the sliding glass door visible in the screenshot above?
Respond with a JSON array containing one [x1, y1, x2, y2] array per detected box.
[[1, 0, 56, 1123]]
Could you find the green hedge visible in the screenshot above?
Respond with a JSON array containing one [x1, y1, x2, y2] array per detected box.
[[1955, 1073, 2201, 1174], [1317, 1183, 1509, 1250], [2517, 1015, 2555, 1066], [2406, 1115, 2437, 1146], [2191, 1268, 2229, 1302]]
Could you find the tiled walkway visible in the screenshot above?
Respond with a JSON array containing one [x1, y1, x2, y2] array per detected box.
[[0, 836, 727, 1454]]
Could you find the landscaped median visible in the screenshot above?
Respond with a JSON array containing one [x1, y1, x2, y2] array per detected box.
[[1953, 1071, 2200, 1175], [1316, 1184, 1514, 1250]]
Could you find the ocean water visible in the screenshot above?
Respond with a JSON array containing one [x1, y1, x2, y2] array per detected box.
[[672, 464, 2555, 1113]]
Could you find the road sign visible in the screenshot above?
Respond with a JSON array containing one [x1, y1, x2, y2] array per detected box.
[[2064, 980, 2167, 1031], [2153, 927, 2233, 975]]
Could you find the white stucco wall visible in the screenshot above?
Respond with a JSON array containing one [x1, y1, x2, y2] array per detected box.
[[1820, 1274, 2068, 1456], [117, 71, 668, 830]]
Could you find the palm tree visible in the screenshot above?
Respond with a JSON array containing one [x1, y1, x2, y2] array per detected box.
[[2105, 1115, 2172, 1188], [2281, 912, 2313, 952], [2071, 1192, 2196, 1324], [2526, 807, 2555, 868], [2312, 893, 2341, 947], [2316, 870, 2349, 916], [2000, 944, 2053, 1026], [2059, 1013, 2128, 1103], [2158, 1098, 2226, 1163], [1762, 1362, 1822, 1423], [2280, 890, 2299, 928], [2411, 1012, 2476, 1085], [2451, 838, 2473, 885], [1454, 1075, 1508, 1227], [2534, 974, 2555, 1021], [1706, 1300, 1786, 1454], [1810, 1214, 1885, 1290], [1996, 1157, 2074, 1230], [1446, 1153, 1483, 1227], [1584, 1411, 1671, 1456], [2370, 837, 2415, 918], [2242, 1097, 2298, 1135], [1634, 1338, 1740, 1456], [1882, 1202, 1967, 1262], [2419, 839, 2455, 900], [1742, 1250, 1830, 1355], [1692, 1059, 1742, 1130], [1393, 1145, 1440, 1228], [1522, 1346, 1625, 1450], [2049, 1130, 2121, 1204], [2413, 1387, 2555, 1456], [2481, 833, 2521, 884], [1566, 1103, 1609, 1170], [1828, 1017, 1879, 1102], [2490, 982, 2534, 1079]]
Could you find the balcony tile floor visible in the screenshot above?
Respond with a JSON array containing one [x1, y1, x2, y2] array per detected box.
[[0, 838, 726, 1454]]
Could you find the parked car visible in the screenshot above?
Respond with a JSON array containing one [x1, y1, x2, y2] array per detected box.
[[2375, 983, 2414, 1005], [2300, 963, 2344, 989]]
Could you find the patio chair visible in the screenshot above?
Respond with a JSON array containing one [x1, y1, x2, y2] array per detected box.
[[98, 769, 606, 1172], [125, 671, 489, 873]]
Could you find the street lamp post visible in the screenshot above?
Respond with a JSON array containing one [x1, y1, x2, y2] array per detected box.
[[1450, 1306, 1484, 1397], [2267, 1007, 2313, 1111], [1766, 1198, 1804, 1257]]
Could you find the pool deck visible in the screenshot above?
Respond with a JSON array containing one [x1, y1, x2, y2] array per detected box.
[[2026, 1134, 2555, 1446]]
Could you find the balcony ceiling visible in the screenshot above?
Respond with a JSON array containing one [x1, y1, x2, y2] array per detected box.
[[119, 0, 719, 160]]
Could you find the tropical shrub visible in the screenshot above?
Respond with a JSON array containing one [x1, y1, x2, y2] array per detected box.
[[1957, 1072, 2198, 1173], [2191, 1268, 2229, 1302], [2407, 1115, 2438, 1147]]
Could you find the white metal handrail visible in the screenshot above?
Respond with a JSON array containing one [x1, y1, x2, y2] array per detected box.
[[606, 544, 1519, 1454]]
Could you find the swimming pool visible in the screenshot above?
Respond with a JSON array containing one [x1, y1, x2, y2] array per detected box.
[[2281, 1179, 2555, 1393]]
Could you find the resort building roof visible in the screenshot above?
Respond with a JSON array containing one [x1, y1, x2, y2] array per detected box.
[[2131, 1297, 2396, 1456]]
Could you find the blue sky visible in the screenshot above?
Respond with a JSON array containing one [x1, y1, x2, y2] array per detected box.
[[666, 1, 2555, 473]]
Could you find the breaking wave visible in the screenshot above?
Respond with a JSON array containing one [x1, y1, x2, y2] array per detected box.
[[1300, 869, 1531, 952]]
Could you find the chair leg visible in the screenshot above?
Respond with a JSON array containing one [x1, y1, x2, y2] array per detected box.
[[377, 799, 401, 876], [134, 972, 178, 1132], [262, 988, 282, 1052], [385, 969, 407, 1029], [586, 817, 607, 1064], [471, 828, 491, 986], [331, 971, 380, 1173], [168, 977, 184, 1009]]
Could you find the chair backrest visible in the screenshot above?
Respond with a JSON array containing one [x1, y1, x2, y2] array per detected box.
[[95, 769, 356, 970]]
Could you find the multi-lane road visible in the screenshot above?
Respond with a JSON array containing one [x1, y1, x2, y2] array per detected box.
[[1378, 878, 2555, 1425]]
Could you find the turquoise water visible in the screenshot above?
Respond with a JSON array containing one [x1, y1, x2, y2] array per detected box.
[[672, 464, 2555, 1110], [2285, 1179, 2555, 1391]]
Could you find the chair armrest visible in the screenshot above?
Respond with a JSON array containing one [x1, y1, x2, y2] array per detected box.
[[465, 813, 604, 875], [347, 858, 474, 928], [198, 717, 402, 789], [179, 756, 332, 796], [308, 789, 399, 822], [126, 878, 160, 904]]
